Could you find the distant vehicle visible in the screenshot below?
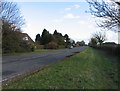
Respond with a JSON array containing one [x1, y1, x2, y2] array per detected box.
[[69, 46, 73, 49]]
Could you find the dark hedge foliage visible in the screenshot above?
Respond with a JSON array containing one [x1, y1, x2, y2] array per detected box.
[[2, 29, 34, 54], [44, 41, 58, 49], [90, 44, 120, 57]]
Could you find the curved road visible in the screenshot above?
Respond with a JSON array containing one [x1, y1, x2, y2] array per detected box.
[[2, 46, 88, 82]]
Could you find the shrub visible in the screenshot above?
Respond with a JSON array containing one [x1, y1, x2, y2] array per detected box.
[[44, 41, 58, 49], [90, 44, 120, 57], [35, 44, 44, 49], [58, 45, 65, 49], [2, 30, 34, 54]]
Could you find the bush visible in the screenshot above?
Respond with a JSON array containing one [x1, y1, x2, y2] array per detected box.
[[30, 44, 35, 52], [115, 44, 120, 56], [58, 45, 65, 49], [35, 44, 44, 49], [2, 30, 34, 54], [44, 41, 58, 49], [2, 30, 20, 53], [16, 41, 32, 52], [90, 44, 120, 57]]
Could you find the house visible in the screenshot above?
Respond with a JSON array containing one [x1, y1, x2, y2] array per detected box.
[[18, 32, 34, 45]]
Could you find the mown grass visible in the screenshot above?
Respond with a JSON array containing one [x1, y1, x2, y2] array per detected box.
[[3, 47, 119, 89]]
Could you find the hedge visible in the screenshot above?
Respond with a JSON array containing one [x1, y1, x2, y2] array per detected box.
[[90, 44, 120, 57]]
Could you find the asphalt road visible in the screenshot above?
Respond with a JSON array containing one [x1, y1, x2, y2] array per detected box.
[[2, 46, 88, 82]]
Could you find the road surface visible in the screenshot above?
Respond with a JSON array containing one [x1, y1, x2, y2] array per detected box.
[[2, 46, 88, 82]]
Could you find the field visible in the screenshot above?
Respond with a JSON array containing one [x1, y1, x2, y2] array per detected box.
[[3, 47, 118, 89]]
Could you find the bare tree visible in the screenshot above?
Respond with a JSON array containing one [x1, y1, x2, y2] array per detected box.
[[93, 31, 106, 45], [87, 0, 120, 31], [0, 0, 25, 31]]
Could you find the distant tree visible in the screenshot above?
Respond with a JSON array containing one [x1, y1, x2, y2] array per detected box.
[[89, 37, 98, 46], [38, 29, 71, 48], [35, 34, 41, 44], [53, 30, 58, 35], [87, 0, 120, 31], [64, 34, 70, 47], [79, 40, 85, 46], [53, 30, 65, 46], [93, 31, 106, 45], [53, 30, 58, 43], [41, 29, 53, 45], [76, 41, 80, 46], [48, 34, 54, 43], [64, 34, 70, 42]]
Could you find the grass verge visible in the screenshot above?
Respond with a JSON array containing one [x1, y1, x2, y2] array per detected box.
[[3, 47, 119, 89], [2, 49, 56, 56]]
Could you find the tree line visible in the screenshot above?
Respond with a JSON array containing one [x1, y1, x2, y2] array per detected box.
[[35, 29, 74, 49], [2, 0, 119, 54], [1, 1, 85, 54]]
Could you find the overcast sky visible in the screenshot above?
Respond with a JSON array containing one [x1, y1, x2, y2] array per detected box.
[[11, 1, 118, 44]]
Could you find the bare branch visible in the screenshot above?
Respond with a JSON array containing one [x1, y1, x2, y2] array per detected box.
[[93, 31, 106, 45], [87, 0, 120, 31], [1, 1, 25, 30]]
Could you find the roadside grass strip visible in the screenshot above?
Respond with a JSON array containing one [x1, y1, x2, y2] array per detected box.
[[3, 48, 118, 89], [3, 49, 56, 56]]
